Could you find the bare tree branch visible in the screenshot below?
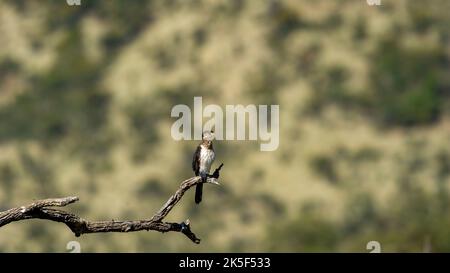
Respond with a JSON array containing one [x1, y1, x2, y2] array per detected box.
[[0, 164, 224, 244]]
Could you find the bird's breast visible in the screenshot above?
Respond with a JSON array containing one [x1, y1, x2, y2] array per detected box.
[[199, 146, 215, 173]]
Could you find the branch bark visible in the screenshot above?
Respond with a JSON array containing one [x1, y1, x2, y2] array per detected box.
[[0, 164, 224, 244]]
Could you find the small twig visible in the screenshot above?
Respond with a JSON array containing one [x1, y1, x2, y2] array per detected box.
[[211, 163, 224, 179], [0, 164, 224, 244]]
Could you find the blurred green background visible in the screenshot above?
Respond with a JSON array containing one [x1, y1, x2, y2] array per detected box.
[[0, 0, 449, 252]]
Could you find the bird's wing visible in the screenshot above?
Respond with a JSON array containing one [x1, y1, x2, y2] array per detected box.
[[192, 145, 201, 176]]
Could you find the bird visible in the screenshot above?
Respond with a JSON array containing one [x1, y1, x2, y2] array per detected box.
[[192, 130, 215, 204]]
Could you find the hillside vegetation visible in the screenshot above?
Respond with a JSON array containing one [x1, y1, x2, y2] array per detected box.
[[0, 0, 449, 252]]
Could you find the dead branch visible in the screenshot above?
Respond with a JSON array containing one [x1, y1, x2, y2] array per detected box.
[[0, 164, 224, 244]]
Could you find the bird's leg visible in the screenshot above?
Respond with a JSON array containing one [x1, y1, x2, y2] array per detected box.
[[200, 172, 207, 183]]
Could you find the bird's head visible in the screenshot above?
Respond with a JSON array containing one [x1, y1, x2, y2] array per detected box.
[[202, 130, 215, 142]]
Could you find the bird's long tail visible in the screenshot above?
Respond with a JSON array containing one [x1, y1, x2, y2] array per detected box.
[[195, 183, 203, 204]]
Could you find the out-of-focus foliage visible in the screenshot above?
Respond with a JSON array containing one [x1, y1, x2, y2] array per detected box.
[[0, 0, 449, 252]]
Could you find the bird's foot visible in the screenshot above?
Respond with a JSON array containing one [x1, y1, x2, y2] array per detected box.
[[200, 173, 207, 183]]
